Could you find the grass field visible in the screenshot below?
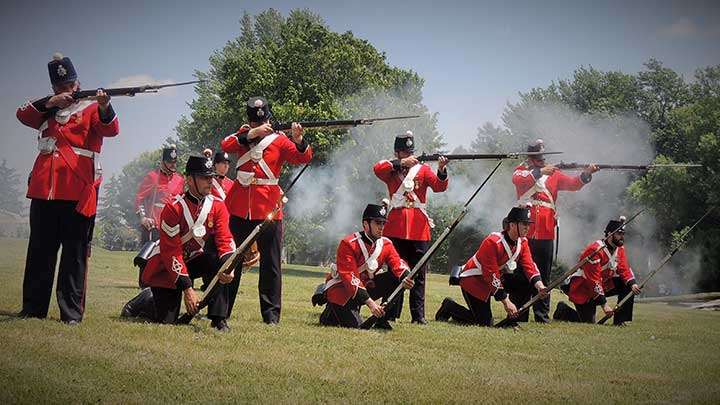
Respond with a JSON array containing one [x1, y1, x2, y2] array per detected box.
[[1, 237, 719, 404]]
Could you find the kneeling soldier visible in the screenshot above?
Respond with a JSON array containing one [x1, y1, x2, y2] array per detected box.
[[318, 204, 414, 329], [122, 155, 237, 331], [435, 206, 547, 326], [554, 216, 641, 325]]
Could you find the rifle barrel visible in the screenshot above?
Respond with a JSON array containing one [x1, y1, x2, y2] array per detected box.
[[417, 151, 562, 162], [71, 80, 204, 99], [272, 115, 420, 131]]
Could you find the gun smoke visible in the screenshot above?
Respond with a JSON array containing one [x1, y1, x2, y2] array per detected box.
[[286, 96, 700, 295]]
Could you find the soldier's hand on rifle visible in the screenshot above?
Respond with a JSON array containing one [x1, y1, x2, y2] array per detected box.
[[366, 298, 385, 318], [140, 217, 155, 231], [631, 283, 642, 295], [401, 277, 415, 289], [437, 155, 449, 172], [183, 288, 199, 315], [541, 165, 557, 176], [46, 93, 75, 109], [95, 89, 111, 111], [502, 298, 518, 318], [534, 281, 548, 298], [583, 164, 599, 175], [248, 123, 274, 140], [401, 156, 419, 168], [218, 269, 235, 284], [602, 304, 614, 316], [291, 122, 303, 144]]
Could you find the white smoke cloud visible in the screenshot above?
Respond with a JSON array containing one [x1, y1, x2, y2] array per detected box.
[[107, 74, 177, 95]]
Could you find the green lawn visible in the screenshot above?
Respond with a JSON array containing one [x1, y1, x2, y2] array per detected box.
[[0, 237, 718, 403]]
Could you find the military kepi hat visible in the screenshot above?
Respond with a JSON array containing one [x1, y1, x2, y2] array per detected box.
[[605, 215, 627, 234], [506, 206, 533, 223], [394, 130, 415, 152], [185, 155, 215, 177], [214, 151, 231, 164], [162, 145, 178, 162], [246, 96, 272, 123], [48, 53, 77, 86], [362, 204, 388, 222]]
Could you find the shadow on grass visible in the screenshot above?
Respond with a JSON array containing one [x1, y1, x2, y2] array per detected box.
[[0, 309, 23, 322]]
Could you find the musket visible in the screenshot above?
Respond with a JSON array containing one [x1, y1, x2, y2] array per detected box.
[[555, 162, 702, 171], [359, 160, 505, 330], [494, 209, 646, 328], [176, 163, 310, 325], [271, 115, 420, 131], [71, 80, 204, 100], [417, 151, 562, 162], [597, 207, 715, 325]]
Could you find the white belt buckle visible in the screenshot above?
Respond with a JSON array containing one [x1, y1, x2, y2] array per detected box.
[[38, 137, 57, 154]]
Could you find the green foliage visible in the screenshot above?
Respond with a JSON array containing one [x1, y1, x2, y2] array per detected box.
[[177, 9, 434, 163], [0, 160, 25, 215], [98, 149, 177, 250]]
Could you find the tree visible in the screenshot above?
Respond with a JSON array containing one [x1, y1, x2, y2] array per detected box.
[[0, 160, 25, 214]]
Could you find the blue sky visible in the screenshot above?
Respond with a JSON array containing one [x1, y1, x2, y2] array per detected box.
[[1, 0, 718, 178]]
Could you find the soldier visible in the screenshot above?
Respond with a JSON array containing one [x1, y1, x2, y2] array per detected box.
[[373, 130, 449, 324], [16, 53, 119, 324], [221, 97, 312, 324], [435, 207, 547, 326], [134, 145, 184, 244], [512, 139, 598, 323], [211, 151, 234, 201], [319, 204, 414, 329], [554, 216, 641, 325], [134, 155, 236, 330]]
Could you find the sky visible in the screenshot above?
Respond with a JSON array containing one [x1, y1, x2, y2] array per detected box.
[[1, 0, 719, 179]]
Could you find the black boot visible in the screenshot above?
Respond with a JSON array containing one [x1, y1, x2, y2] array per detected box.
[[120, 288, 155, 319], [211, 317, 230, 332], [435, 297, 453, 322]]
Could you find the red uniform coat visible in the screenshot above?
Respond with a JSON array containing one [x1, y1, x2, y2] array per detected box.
[[459, 232, 541, 302], [210, 176, 234, 201], [373, 161, 448, 241], [142, 193, 236, 289], [566, 240, 636, 305], [512, 163, 588, 240], [324, 232, 410, 306], [134, 168, 184, 225], [221, 127, 312, 220], [17, 99, 119, 216]]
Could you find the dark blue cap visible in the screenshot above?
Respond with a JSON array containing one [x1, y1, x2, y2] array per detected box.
[[48, 53, 77, 86]]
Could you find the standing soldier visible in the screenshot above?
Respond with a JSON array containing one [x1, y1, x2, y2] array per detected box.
[[134, 145, 184, 244], [373, 130, 449, 324], [210, 151, 234, 201], [512, 139, 598, 323], [221, 97, 312, 324], [319, 204, 414, 329], [554, 216, 641, 325], [136, 155, 237, 330], [16, 53, 119, 324], [435, 207, 547, 326]]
